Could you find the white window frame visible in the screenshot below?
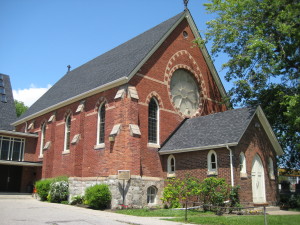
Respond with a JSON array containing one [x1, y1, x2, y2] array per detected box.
[[148, 98, 160, 147], [147, 186, 157, 204], [239, 152, 247, 177], [39, 122, 46, 158], [167, 154, 176, 177], [96, 102, 106, 148], [63, 114, 71, 153], [207, 150, 218, 175], [268, 157, 275, 180]]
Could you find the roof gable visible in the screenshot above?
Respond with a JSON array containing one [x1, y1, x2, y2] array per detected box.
[[13, 10, 227, 126], [159, 106, 283, 156]]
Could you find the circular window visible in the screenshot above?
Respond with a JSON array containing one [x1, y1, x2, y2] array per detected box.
[[170, 69, 200, 116]]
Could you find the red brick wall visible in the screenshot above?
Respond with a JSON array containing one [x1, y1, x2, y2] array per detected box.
[[15, 19, 226, 180], [234, 115, 278, 205]]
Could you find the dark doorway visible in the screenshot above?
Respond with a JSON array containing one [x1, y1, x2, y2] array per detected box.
[[0, 165, 22, 192]]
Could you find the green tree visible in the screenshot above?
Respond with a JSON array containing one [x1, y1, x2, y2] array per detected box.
[[201, 0, 300, 168], [15, 100, 28, 117]]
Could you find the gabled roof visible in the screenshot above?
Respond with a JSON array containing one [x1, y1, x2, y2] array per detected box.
[[0, 74, 17, 131], [13, 10, 227, 126], [159, 106, 283, 156]]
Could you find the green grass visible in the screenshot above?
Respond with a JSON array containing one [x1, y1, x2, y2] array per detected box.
[[115, 209, 300, 225], [115, 208, 209, 217], [169, 215, 300, 225]]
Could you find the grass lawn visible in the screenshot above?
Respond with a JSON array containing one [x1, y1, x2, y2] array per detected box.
[[115, 209, 300, 225]]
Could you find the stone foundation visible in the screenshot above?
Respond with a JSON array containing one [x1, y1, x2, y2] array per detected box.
[[68, 176, 165, 208]]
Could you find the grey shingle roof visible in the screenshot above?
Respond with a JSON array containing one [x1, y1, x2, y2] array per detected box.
[[0, 74, 17, 130], [18, 12, 185, 121], [160, 107, 257, 153]]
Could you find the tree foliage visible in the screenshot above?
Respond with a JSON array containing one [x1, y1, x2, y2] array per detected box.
[[202, 0, 300, 168], [14, 100, 28, 117]]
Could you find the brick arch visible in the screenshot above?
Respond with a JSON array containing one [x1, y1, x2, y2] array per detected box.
[[145, 92, 164, 108], [39, 119, 48, 128], [94, 97, 108, 111], [63, 109, 73, 120]]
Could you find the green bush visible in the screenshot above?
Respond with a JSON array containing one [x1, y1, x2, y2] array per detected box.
[[70, 195, 85, 205], [35, 179, 53, 201], [85, 184, 112, 209], [199, 177, 230, 210], [48, 181, 69, 203], [162, 176, 201, 209]]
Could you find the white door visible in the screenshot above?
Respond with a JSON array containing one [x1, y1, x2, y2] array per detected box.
[[251, 155, 266, 203]]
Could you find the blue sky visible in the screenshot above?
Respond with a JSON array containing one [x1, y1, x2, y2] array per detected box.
[[0, 0, 230, 106]]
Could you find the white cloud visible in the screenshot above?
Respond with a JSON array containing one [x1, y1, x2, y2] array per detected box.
[[13, 84, 52, 107]]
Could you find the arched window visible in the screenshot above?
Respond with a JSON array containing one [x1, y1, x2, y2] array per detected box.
[[148, 98, 159, 144], [207, 150, 217, 174], [147, 186, 157, 204], [167, 155, 176, 175], [268, 157, 275, 179], [64, 114, 71, 151], [97, 103, 106, 145], [39, 123, 46, 158], [239, 152, 247, 174]]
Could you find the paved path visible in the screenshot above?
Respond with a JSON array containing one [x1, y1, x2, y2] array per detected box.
[[0, 197, 192, 225]]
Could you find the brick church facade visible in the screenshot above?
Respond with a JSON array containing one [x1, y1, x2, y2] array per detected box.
[[7, 10, 282, 207]]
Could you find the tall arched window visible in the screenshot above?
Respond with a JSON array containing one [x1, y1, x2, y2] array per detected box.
[[39, 123, 46, 158], [97, 103, 106, 145], [148, 98, 159, 144], [147, 186, 157, 204], [207, 150, 217, 174], [268, 157, 275, 179], [167, 155, 176, 175], [239, 152, 247, 174], [64, 114, 71, 151]]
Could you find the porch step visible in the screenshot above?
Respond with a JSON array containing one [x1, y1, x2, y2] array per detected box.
[[0, 193, 33, 199]]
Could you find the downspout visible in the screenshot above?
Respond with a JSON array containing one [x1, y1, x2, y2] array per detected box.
[[226, 145, 234, 187]]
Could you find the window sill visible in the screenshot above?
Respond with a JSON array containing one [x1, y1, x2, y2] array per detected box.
[[94, 143, 105, 150], [147, 143, 160, 148], [240, 172, 248, 179], [167, 173, 176, 178], [207, 171, 218, 176], [62, 150, 70, 155]]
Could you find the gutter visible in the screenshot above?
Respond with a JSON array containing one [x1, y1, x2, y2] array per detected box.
[[226, 145, 234, 187], [159, 142, 238, 155], [0, 130, 38, 138]]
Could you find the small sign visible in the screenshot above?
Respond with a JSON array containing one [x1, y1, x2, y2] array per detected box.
[[118, 170, 130, 180]]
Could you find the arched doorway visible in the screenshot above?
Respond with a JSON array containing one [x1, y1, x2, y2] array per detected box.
[[251, 154, 266, 203]]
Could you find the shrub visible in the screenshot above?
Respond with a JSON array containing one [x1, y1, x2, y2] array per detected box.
[[35, 179, 53, 201], [162, 176, 200, 208], [70, 195, 85, 205], [48, 180, 69, 203], [199, 177, 230, 210], [85, 184, 112, 209]]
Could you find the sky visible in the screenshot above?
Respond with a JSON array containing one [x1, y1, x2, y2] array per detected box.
[[0, 0, 230, 106]]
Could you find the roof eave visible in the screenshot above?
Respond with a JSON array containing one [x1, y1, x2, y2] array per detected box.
[[255, 106, 284, 155], [0, 130, 38, 138], [159, 142, 238, 155], [12, 76, 129, 126]]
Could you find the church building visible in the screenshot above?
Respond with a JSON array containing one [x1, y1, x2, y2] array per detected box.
[[9, 10, 282, 208]]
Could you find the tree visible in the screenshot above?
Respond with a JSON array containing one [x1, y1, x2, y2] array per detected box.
[[201, 0, 300, 169], [15, 100, 28, 117]]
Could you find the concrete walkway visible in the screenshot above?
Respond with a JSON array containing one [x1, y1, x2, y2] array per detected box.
[[1, 194, 299, 225], [0, 194, 193, 225]]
